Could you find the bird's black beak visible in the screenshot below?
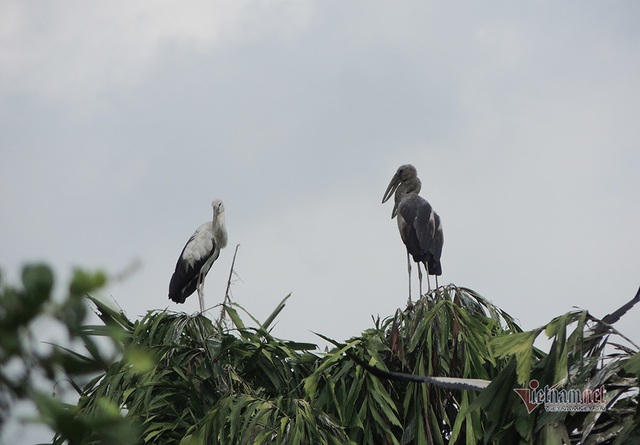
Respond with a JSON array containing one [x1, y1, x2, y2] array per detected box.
[[391, 203, 398, 219], [382, 173, 401, 204]]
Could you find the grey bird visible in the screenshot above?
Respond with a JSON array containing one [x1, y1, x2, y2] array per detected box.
[[382, 164, 443, 304], [169, 199, 228, 312]]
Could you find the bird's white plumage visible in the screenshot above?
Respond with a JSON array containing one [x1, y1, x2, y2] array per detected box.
[[168, 199, 227, 312], [182, 223, 216, 267], [428, 211, 436, 235]]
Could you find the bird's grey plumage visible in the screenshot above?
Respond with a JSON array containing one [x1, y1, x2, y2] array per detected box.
[[169, 199, 228, 312], [382, 164, 443, 301]]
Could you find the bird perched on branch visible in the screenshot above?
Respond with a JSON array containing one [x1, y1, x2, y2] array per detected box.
[[382, 164, 443, 304], [169, 199, 228, 312]]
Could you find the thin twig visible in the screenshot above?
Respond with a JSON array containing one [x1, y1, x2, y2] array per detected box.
[[218, 244, 240, 326], [225, 244, 240, 304]]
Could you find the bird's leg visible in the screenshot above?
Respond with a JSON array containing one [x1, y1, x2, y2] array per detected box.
[[435, 275, 439, 289], [424, 262, 431, 293], [417, 263, 423, 298], [197, 272, 205, 313], [198, 286, 205, 313], [406, 251, 412, 306]]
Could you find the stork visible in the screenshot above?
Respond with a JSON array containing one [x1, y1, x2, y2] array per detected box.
[[168, 199, 228, 313], [382, 164, 443, 304]]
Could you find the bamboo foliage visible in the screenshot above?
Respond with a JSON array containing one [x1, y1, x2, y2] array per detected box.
[[71, 296, 348, 445], [305, 285, 522, 445], [50, 285, 640, 445], [477, 307, 640, 444]]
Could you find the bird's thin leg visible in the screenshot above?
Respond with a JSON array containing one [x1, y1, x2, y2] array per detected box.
[[424, 262, 431, 293], [435, 275, 439, 289], [197, 287, 204, 313], [197, 273, 205, 313], [417, 263, 423, 298], [406, 251, 412, 306]]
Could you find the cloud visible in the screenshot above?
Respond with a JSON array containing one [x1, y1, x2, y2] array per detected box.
[[0, 1, 315, 112]]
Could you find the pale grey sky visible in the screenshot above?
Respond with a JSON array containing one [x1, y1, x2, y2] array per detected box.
[[1, 1, 639, 442]]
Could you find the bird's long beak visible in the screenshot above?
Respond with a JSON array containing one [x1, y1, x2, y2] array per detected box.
[[212, 206, 219, 222], [382, 173, 401, 204]]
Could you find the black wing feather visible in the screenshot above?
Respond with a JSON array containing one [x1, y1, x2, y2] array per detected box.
[[427, 213, 443, 276], [397, 195, 443, 276], [168, 236, 217, 304], [398, 195, 431, 263]]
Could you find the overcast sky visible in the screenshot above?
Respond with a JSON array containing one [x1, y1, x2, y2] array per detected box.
[[1, 1, 639, 442]]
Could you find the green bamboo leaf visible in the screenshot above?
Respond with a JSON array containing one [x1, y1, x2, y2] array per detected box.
[[491, 329, 541, 384], [144, 429, 165, 443], [368, 385, 401, 427], [124, 345, 155, 374], [262, 293, 291, 329], [367, 399, 399, 445], [224, 304, 245, 330], [178, 433, 204, 445], [623, 352, 640, 375], [544, 313, 569, 384], [448, 390, 469, 443]]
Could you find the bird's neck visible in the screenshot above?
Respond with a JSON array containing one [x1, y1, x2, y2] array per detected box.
[[395, 178, 421, 202], [213, 214, 228, 248]]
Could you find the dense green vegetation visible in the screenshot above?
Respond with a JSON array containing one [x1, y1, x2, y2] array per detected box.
[[1, 264, 639, 444]]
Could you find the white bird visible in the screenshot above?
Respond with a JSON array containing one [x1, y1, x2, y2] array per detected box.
[[168, 199, 228, 312], [382, 165, 443, 304]]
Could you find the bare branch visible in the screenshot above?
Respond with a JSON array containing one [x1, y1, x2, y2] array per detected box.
[[218, 244, 240, 326]]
